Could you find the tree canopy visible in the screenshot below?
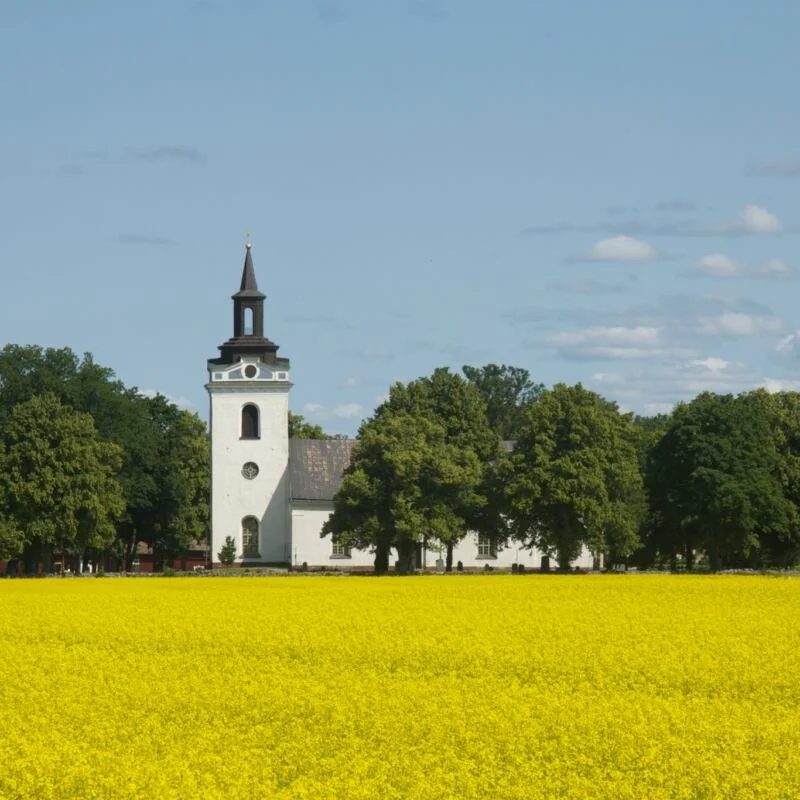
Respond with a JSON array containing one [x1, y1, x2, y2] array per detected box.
[[0, 344, 209, 573], [0, 394, 125, 566], [324, 369, 500, 573], [506, 383, 645, 569], [462, 363, 542, 440], [647, 392, 796, 571]]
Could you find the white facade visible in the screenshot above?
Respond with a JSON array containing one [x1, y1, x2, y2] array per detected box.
[[289, 502, 594, 571], [207, 357, 292, 564]]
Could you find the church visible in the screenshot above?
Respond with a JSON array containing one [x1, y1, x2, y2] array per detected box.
[[206, 245, 594, 571]]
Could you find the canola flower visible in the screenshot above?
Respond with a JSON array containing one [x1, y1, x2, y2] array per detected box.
[[0, 575, 798, 799]]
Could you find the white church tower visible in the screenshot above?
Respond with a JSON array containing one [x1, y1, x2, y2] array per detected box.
[[206, 243, 292, 565]]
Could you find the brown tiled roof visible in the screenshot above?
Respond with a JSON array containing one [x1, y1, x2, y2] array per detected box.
[[290, 439, 355, 501]]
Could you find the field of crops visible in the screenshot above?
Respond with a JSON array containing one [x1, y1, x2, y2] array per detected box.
[[0, 575, 798, 799]]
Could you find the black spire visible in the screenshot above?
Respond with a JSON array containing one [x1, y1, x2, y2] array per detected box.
[[216, 243, 287, 366], [236, 243, 264, 297]]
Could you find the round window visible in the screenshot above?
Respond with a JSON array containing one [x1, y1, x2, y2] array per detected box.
[[241, 462, 259, 480], [244, 364, 258, 379]]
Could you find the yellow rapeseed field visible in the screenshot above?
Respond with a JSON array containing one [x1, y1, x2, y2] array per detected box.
[[0, 575, 798, 799]]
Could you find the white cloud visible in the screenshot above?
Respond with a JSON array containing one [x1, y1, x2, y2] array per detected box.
[[302, 402, 364, 421], [730, 205, 782, 234], [775, 332, 799, 353], [591, 372, 625, 384], [689, 357, 729, 374], [549, 326, 660, 347], [760, 258, 792, 276], [643, 402, 675, 415], [333, 403, 364, 419], [140, 388, 196, 411], [698, 312, 782, 337], [548, 326, 696, 360], [585, 235, 657, 263], [696, 253, 739, 277], [762, 378, 800, 393]]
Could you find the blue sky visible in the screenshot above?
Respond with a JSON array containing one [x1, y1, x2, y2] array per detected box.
[[3, 0, 800, 434]]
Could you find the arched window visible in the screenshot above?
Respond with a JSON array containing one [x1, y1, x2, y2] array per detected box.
[[241, 404, 259, 439], [243, 307, 254, 336], [242, 516, 260, 557]]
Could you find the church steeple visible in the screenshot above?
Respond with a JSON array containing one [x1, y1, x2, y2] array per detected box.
[[216, 243, 285, 365], [238, 242, 261, 294]]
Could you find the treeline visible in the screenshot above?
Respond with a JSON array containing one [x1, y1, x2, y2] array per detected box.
[[325, 366, 800, 573], [0, 345, 209, 574]]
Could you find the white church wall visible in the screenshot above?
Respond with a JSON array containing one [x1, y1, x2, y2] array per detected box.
[[291, 502, 375, 568], [209, 382, 291, 563], [290, 503, 596, 571]]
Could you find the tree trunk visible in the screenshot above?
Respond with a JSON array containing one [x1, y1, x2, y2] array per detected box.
[[685, 546, 694, 572], [126, 532, 138, 572], [445, 542, 454, 573], [374, 541, 390, 575], [396, 539, 416, 575], [708, 539, 721, 573], [22, 542, 37, 575], [557, 544, 572, 572]]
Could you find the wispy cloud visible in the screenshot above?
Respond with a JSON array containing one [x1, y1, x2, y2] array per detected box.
[[698, 312, 783, 337], [688, 254, 796, 280], [523, 205, 789, 240], [128, 145, 205, 164], [546, 325, 694, 360], [302, 402, 364, 421], [695, 253, 739, 277], [748, 160, 800, 178], [576, 235, 658, 263]]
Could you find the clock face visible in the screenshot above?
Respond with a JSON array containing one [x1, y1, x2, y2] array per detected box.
[[244, 364, 258, 379], [241, 462, 259, 480]]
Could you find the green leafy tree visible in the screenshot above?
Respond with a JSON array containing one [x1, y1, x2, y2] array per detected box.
[[647, 392, 795, 571], [218, 536, 237, 567], [508, 383, 644, 570], [0, 394, 125, 572], [323, 409, 483, 574], [288, 411, 328, 439], [377, 368, 503, 568], [132, 395, 210, 572], [749, 390, 800, 567], [323, 370, 497, 574], [0, 345, 210, 571], [462, 364, 543, 440]]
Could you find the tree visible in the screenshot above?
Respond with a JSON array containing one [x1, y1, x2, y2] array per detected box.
[[323, 408, 483, 574], [462, 364, 543, 440], [380, 369, 503, 569], [749, 390, 800, 566], [508, 383, 644, 570], [218, 536, 237, 566], [288, 411, 328, 439], [0, 394, 125, 573], [323, 369, 498, 574], [647, 392, 795, 571], [0, 344, 210, 571], [130, 395, 210, 572]]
